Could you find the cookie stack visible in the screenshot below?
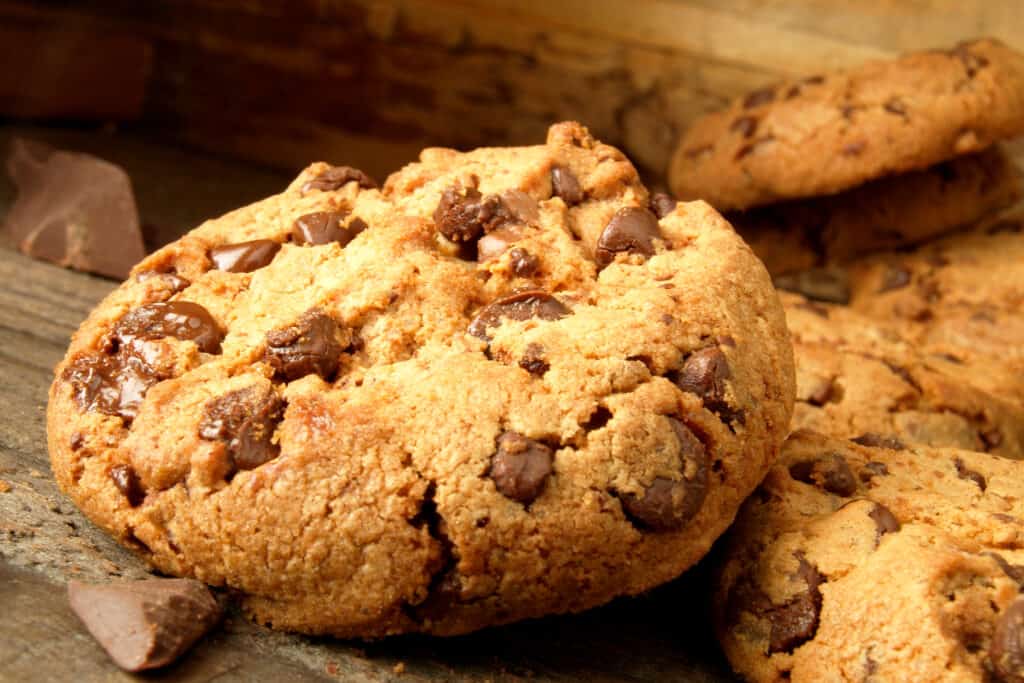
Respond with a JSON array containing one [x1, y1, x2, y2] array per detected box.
[[669, 39, 1024, 681]]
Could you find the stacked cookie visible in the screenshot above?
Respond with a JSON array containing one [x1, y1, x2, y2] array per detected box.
[[48, 123, 796, 637], [670, 39, 1024, 681]]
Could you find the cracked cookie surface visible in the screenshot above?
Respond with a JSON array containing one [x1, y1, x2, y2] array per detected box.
[[47, 122, 794, 637], [669, 38, 1024, 211], [715, 429, 1024, 682]]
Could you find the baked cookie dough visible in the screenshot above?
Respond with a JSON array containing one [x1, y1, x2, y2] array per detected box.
[[715, 429, 1024, 682], [47, 122, 795, 638]]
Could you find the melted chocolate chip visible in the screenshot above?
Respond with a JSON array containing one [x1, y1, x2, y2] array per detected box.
[[301, 165, 376, 193], [489, 432, 554, 504], [675, 347, 733, 417], [199, 385, 284, 472], [468, 291, 569, 342], [264, 310, 350, 381], [110, 465, 145, 507], [518, 343, 549, 376], [595, 207, 660, 268], [743, 87, 776, 109], [620, 419, 708, 531], [766, 554, 823, 654], [789, 454, 857, 496], [649, 193, 677, 219], [851, 433, 906, 451], [115, 302, 223, 354], [730, 116, 758, 137], [868, 502, 900, 539], [991, 598, 1024, 681], [62, 349, 172, 422], [292, 211, 365, 246], [209, 239, 281, 273], [476, 227, 523, 262], [954, 457, 987, 491], [551, 166, 584, 206], [508, 247, 539, 277]]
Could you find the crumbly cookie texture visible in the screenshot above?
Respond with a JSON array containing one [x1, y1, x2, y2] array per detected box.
[[715, 429, 1024, 683], [669, 38, 1024, 211], [47, 122, 795, 638], [782, 292, 1024, 458], [733, 146, 1021, 275]]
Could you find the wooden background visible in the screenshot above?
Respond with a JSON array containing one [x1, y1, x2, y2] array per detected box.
[[1, 1, 1023, 680]]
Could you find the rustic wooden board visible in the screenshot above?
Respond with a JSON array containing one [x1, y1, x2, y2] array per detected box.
[[0, 125, 735, 681]]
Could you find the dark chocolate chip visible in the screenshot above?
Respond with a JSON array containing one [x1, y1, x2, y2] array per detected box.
[[766, 554, 823, 654], [292, 210, 365, 247], [774, 268, 851, 305], [110, 465, 145, 507], [620, 419, 708, 531], [649, 192, 677, 219], [868, 502, 900, 539], [67, 578, 222, 672], [789, 454, 857, 496], [878, 265, 911, 292], [743, 87, 776, 109], [583, 406, 612, 431], [675, 347, 732, 416], [991, 598, 1024, 681], [199, 385, 284, 471], [264, 309, 350, 381], [859, 461, 890, 482], [62, 352, 165, 422], [518, 343, 549, 376], [476, 227, 523, 262], [114, 302, 223, 354], [500, 189, 540, 224], [468, 290, 569, 342], [550, 166, 584, 206], [433, 186, 520, 244], [301, 165, 377, 193], [595, 207, 660, 268], [488, 431, 554, 504], [508, 247, 539, 277], [730, 115, 759, 138], [209, 239, 281, 273], [954, 457, 987, 491], [851, 433, 907, 451]]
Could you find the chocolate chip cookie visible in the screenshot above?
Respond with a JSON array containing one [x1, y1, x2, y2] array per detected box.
[[669, 38, 1024, 211], [733, 146, 1021, 275], [782, 292, 1024, 458], [47, 122, 795, 638], [715, 429, 1024, 682]]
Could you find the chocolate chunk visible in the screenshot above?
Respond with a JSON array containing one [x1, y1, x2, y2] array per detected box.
[[730, 115, 759, 137], [292, 210, 365, 247], [773, 268, 851, 305], [550, 165, 584, 205], [508, 247, 539, 277], [621, 419, 708, 531], [868, 502, 900, 539], [110, 465, 145, 507], [433, 186, 518, 243], [67, 578, 222, 672], [789, 454, 857, 496], [954, 457, 987, 491], [489, 431, 554, 504], [476, 227, 523, 262], [4, 138, 146, 279], [209, 239, 281, 273], [62, 349, 170, 422], [649, 192, 677, 219], [518, 343, 549, 376], [991, 598, 1024, 681], [878, 264, 911, 292], [468, 290, 569, 341], [115, 302, 223, 354], [859, 461, 890, 482], [301, 165, 376, 193], [264, 309, 350, 381], [766, 554, 823, 654], [595, 207, 660, 268], [199, 385, 284, 471], [500, 189, 540, 224], [851, 433, 906, 451], [675, 347, 733, 416], [743, 87, 776, 109]]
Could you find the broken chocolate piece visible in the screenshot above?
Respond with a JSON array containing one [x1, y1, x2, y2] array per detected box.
[[264, 309, 351, 381], [199, 385, 285, 471], [208, 239, 281, 273], [114, 302, 223, 354], [110, 464, 145, 507], [468, 290, 569, 341], [4, 138, 146, 279], [301, 165, 376, 193], [595, 207, 660, 267], [551, 166, 584, 205], [67, 578, 222, 672], [292, 210, 365, 247], [489, 431, 554, 504]]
